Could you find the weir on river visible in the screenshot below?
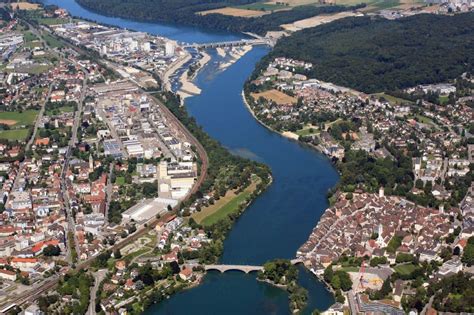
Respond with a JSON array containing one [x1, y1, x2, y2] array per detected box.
[[41, 1, 340, 314]]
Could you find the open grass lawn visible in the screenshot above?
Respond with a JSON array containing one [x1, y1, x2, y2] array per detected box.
[[410, 114, 440, 130], [415, 114, 434, 125], [115, 177, 125, 185], [193, 177, 260, 226], [0, 110, 38, 127], [123, 247, 152, 263], [0, 129, 29, 141], [37, 18, 69, 25], [24, 64, 52, 75], [42, 33, 64, 49], [373, 92, 413, 105], [296, 126, 318, 137], [24, 41, 42, 49], [201, 191, 251, 226], [439, 95, 449, 104], [394, 263, 417, 276], [46, 106, 75, 116], [23, 31, 39, 42], [340, 266, 359, 272]]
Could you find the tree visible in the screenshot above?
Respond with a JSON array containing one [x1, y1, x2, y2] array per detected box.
[[461, 238, 474, 266], [43, 244, 61, 256], [114, 249, 122, 259], [331, 274, 341, 290]]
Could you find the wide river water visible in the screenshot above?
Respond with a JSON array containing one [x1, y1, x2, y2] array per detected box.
[[41, 1, 340, 313]]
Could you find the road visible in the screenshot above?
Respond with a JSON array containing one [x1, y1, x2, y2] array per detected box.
[[1, 19, 209, 311], [87, 269, 108, 315], [9, 82, 53, 193], [348, 290, 358, 315], [60, 61, 89, 263], [95, 106, 128, 159], [104, 162, 114, 225]]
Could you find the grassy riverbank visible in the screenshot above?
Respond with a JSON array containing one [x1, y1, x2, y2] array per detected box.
[[192, 175, 261, 226]]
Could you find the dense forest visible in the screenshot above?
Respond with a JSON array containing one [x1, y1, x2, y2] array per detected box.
[[267, 13, 474, 92], [75, 0, 358, 35]]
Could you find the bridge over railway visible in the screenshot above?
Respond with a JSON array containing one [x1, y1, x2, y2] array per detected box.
[[182, 38, 274, 49], [204, 259, 303, 274]]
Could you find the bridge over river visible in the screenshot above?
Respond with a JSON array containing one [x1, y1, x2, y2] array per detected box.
[[203, 259, 303, 274], [182, 38, 275, 49]]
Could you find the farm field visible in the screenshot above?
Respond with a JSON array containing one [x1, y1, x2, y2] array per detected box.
[[0, 129, 30, 141], [11, 2, 40, 10], [0, 110, 39, 127], [251, 89, 297, 105], [281, 10, 358, 31], [199, 7, 269, 17], [233, 2, 290, 11]]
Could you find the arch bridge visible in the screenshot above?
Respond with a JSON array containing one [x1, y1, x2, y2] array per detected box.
[[204, 259, 303, 274]]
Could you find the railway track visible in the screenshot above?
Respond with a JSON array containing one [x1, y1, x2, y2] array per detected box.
[[1, 21, 209, 312]]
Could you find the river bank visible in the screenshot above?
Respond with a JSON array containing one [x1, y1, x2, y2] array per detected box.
[[241, 90, 336, 160], [240, 87, 341, 309], [162, 52, 192, 91], [178, 47, 252, 101], [39, 2, 339, 313], [177, 51, 211, 101]]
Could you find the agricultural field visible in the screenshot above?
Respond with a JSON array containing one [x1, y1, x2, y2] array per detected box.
[[11, 2, 40, 10], [0, 110, 39, 127], [0, 129, 30, 141], [234, 2, 291, 11], [281, 10, 358, 31], [199, 7, 270, 17], [251, 89, 297, 105]]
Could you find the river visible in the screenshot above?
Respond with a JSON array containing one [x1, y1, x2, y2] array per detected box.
[[40, 1, 340, 313]]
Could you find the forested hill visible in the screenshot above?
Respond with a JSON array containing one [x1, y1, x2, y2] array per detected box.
[[75, 0, 359, 35], [267, 13, 474, 93]]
